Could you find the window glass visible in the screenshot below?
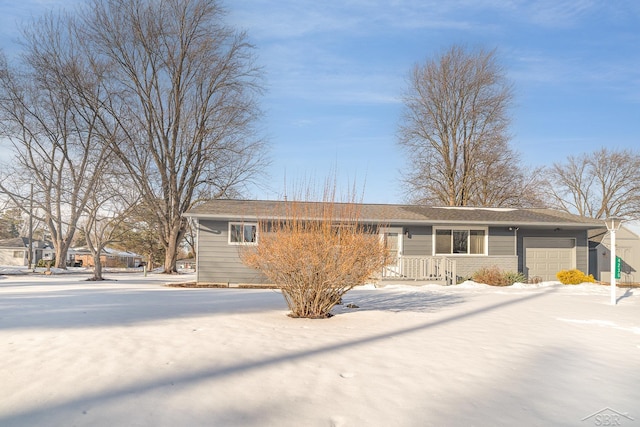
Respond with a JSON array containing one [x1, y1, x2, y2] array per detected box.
[[452, 230, 468, 253], [230, 224, 243, 243], [244, 224, 257, 243], [229, 223, 258, 244], [469, 230, 485, 254], [435, 229, 452, 254], [435, 228, 486, 255]]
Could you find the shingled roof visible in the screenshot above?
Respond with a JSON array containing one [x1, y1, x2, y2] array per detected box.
[[0, 237, 28, 248], [0, 238, 55, 249], [185, 199, 604, 229]]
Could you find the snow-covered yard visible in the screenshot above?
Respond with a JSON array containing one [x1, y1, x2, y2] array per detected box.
[[1, 272, 638, 427]]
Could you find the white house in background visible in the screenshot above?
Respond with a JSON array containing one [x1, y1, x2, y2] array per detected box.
[[0, 238, 55, 266], [589, 226, 640, 284]]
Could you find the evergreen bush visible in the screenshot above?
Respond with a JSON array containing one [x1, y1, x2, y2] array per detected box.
[[556, 269, 595, 285]]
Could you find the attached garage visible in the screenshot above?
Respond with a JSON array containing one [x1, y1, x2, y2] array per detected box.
[[524, 237, 576, 281]]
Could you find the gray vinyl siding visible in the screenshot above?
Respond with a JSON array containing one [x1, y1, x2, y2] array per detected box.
[[488, 227, 516, 256], [517, 228, 589, 276], [196, 219, 269, 284], [402, 225, 432, 256]]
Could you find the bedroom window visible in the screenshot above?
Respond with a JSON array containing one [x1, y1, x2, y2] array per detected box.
[[229, 223, 258, 245], [434, 227, 486, 255]]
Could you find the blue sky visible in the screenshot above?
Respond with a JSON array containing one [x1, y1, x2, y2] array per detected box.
[[1, 0, 639, 204]]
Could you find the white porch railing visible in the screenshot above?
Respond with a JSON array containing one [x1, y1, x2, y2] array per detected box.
[[381, 256, 457, 285]]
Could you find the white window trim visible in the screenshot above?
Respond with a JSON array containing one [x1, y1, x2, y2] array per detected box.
[[228, 222, 259, 245], [432, 226, 488, 256]]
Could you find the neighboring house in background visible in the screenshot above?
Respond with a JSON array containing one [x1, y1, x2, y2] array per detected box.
[[184, 200, 603, 286], [0, 238, 54, 267], [177, 258, 196, 270], [589, 226, 640, 284], [72, 247, 144, 268]]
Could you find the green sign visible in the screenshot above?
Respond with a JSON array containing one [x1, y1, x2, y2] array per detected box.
[[615, 256, 622, 280]]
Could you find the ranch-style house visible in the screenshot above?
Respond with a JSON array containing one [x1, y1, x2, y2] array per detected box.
[[184, 199, 604, 286]]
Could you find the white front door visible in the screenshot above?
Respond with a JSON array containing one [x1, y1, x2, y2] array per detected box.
[[380, 227, 403, 271]]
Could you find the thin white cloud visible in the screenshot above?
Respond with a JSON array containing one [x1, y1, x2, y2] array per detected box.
[[508, 52, 577, 85], [241, 0, 640, 112], [519, 0, 597, 27], [267, 67, 402, 106], [508, 48, 640, 104], [231, 0, 498, 40], [256, 38, 403, 106], [235, 0, 640, 42]]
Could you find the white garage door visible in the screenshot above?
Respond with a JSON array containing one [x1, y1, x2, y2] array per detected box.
[[524, 238, 576, 282]]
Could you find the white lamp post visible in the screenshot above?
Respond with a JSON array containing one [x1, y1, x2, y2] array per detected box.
[[605, 217, 623, 305]]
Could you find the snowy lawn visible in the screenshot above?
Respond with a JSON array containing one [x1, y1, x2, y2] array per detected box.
[[1, 273, 639, 427]]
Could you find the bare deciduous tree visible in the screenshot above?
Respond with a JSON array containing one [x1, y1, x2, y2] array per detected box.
[[398, 45, 539, 207], [545, 147, 640, 220], [81, 173, 140, 280], [0, 14, 113, 268], [472, 149, 547, 208], [81, 0, 267, 273]]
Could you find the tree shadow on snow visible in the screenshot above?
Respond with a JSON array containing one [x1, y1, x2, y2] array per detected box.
[[336, 289, 465, 313], [0, 287, 560, 426], [0, 286, 287, 330]]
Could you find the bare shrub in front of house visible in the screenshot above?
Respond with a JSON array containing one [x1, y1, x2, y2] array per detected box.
[[472, 266, 526, 286], [241, 198, 390, 318]]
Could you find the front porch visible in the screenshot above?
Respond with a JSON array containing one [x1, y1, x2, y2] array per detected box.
[[381, 256, 457, 285]]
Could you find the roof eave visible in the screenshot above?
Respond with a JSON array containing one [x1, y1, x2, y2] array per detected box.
[[184, 213, 602, 229]]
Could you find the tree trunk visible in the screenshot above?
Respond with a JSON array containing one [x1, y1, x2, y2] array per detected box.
[[162, 219, 186, 273], [53, 238, 71, 269], [92, 251, 104, 281], [163, 245, 178, 274], [163, 227, 181, 273]]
